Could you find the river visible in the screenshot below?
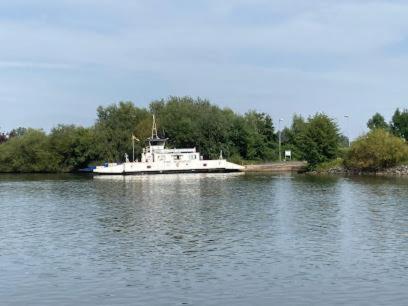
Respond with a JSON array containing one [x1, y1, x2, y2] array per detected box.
[[0, 173, 407, 305]]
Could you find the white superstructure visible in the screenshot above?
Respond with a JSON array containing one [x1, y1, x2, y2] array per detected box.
[[93, 116, 244, 175]]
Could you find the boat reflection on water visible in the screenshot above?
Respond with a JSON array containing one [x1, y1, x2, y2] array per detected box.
[[92, 172, 246, 206]]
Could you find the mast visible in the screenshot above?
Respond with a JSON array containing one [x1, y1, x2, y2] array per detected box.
[[152, 115, 158, 139]]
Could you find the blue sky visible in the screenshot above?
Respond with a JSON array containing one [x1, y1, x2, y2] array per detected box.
[[1, 0, 408, 138]]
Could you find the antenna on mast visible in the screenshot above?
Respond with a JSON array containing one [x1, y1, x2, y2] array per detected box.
[[152, 115, 158, 139]]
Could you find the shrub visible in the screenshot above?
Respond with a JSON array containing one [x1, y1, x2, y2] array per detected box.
[[345, 129, 408, 171]]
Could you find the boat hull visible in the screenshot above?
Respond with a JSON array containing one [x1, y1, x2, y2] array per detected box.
[[93, 160, 244, 175], [94, 168, 241, 175]]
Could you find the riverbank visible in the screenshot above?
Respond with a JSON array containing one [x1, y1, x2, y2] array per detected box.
[[244, 161, 307, 173], [311, 164, 408, 176]]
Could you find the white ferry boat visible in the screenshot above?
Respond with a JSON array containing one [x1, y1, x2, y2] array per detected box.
[[93, 116, 244, 175]]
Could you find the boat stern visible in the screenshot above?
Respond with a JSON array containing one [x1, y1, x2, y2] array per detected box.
[[225, 161, 245, 172], [93, 163, 125, 174]]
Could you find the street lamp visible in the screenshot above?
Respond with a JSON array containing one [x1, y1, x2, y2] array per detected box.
[[278, 118, 283, 162]]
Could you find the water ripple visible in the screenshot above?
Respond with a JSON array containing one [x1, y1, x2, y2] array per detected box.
[[0, 173, 407, 305]]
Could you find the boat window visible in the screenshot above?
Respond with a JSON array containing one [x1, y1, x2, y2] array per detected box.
[[203, 163, 207, 167], [150, 140, 166, 146]]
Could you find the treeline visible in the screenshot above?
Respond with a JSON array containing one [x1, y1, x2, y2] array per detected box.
[[0, 96, 407, 173], [281, 108, 408, 171], [0, 97, 279, 172]]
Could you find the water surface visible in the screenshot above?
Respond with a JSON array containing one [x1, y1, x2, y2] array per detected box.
[[0, 173, 407, 305]]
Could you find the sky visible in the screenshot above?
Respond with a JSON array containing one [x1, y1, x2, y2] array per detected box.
[[1, 0, 408, 139]]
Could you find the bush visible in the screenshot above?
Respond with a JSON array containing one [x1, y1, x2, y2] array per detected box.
[[345, 129, 408, 171], [315, 158, 344, 172]]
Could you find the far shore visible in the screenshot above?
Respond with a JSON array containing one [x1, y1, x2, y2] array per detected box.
[[244, 161, 408, 177], [1, 162, 408, 177]]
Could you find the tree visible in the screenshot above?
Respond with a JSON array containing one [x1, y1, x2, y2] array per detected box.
[[0, 129, 60, 172], [2, 96, 328, 172], [9, 127, 28, 138], [0, 132, 7, 144], [390, 108, 408, 141], [339, 134, 350, 148], [345, 129, 408, 171], [48, 125, 96, 171], [94, 101, 150, 162], [296, 113, 340, 168], [281, 114, 307, 160], [367, 113, 388, 130], [242, 111, 277, 160]]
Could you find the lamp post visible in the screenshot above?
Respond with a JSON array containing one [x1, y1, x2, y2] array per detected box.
[[344, 115, 350, 147], [278, 118, 283, 162]]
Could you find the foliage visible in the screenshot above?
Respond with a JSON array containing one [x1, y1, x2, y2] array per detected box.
[[367, 113, 388, 130], [48, 125, 97, 171], [285, 113, 340, 168], [149, 97, 277, 160], [315, 158, 344, 172], [344, 129, 408, 171], [94, 101, 150, 162], [390, 108, 408, 141], [9, 127, 28, 138], [338, 134, 350, 148], [280, 114, 307, 160], [0, 132, 7, 144], [0, 97, 279, 172], [0, 129, 60, 172], [1, 97, 406, 173]]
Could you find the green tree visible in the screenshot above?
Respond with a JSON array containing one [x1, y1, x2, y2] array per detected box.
[[48, 125, 96, 171], [390, 108, 408, 141], [94, 101, 150, 162], [297, 113, 340, 168], [338, 134, 350, 148], [0, 129, 59, 172], [367, 113, 388, 130], [243, 111, 277, 160], [345, 129, 408, 171], [150, 97, 233, 159], [9, 127, 28, 138], [281, 114, 307, 160], [149, 97, 278, 161]]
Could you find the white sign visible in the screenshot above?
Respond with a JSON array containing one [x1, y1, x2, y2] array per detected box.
[[284, 150, 292, 160]]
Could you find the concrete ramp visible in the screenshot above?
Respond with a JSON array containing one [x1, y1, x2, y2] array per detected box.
[[244, 161, 307, 173]]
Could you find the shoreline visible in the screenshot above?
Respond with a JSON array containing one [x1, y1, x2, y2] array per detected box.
[[1, 163, 408, 177], [309, 164, 408, 177], [244, 161, 307, 173]]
